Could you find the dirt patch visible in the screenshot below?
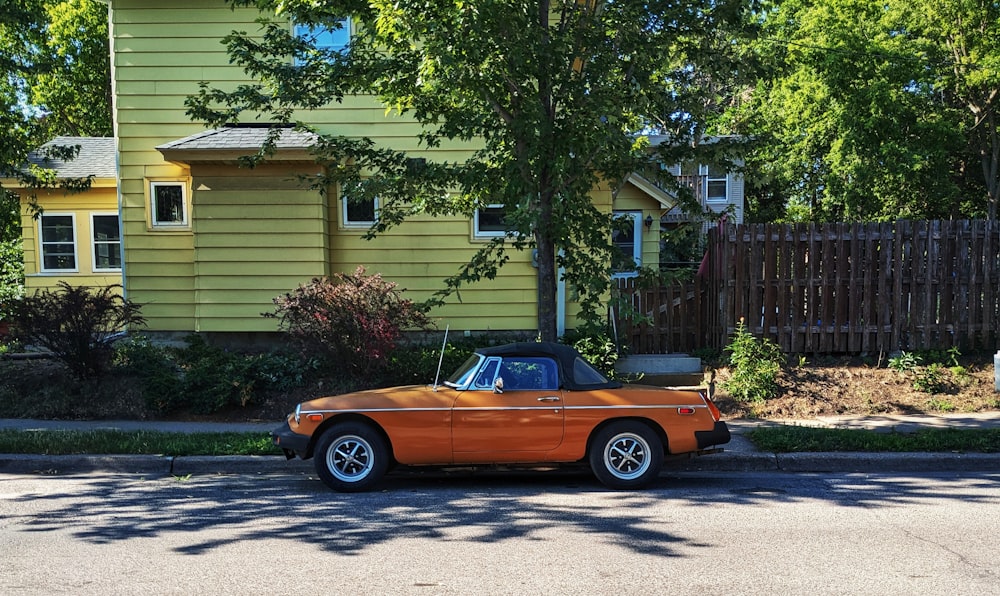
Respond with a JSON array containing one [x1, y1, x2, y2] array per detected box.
[[712, 356, 1000, 419]]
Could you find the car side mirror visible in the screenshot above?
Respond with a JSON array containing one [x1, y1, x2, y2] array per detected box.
[[493, 377, 504, 394]]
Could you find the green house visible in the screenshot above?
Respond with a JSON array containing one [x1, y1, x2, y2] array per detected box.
[[93, 0, 745, 341]]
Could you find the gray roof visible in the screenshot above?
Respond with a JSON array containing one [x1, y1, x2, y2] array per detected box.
[[26, 137, 116, 179], [156, 126, 319, 151]]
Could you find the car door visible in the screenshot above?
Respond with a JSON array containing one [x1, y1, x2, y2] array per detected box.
[[451, 356, 565, 459]]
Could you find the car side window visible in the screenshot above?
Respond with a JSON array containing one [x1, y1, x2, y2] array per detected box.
[[497, 357, 558, 391], [473, 358, 501, 389]]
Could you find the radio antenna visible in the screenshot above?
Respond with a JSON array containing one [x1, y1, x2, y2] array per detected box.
[[432, 325, 450, 391]]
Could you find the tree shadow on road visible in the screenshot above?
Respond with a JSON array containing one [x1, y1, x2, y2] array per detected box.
[[5, 468, 999, 558]]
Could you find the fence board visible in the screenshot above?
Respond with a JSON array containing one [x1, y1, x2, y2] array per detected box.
[[615, 219, 1000, 355]]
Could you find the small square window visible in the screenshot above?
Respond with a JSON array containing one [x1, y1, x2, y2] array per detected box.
[[150, 182, 188, 227], [40, 213, 77, 271], [474, 204, 508, 238], [341, 188, 378, 227]]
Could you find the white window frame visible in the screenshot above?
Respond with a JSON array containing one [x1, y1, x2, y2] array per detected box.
[[341, 193, 379, 228], [611, 210, 642, 279], [39, 212, 78, 273], [149, 181, 189, 228], [294, 17, 352, 58], [90, 212, 122, 272], [705, 164, 729, 203], [474, 204, 508, 239]]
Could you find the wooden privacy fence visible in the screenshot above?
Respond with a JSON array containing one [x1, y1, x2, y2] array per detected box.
[[615, 220, 1000, 355]]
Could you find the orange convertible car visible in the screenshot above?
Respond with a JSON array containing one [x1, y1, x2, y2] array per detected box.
[[272, 342, 730, 491]]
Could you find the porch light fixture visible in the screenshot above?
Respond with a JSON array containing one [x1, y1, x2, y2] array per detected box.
[[644, 215, 654, 230]]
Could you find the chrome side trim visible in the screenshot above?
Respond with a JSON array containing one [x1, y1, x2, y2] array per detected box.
[[298, 403, 708, 415]]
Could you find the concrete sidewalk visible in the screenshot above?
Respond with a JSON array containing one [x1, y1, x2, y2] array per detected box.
[[1, 413, 999, 478]]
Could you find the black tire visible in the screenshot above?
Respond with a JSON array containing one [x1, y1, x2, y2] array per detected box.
[[588, 421, 664, 489], [313, 422, 390, 492]]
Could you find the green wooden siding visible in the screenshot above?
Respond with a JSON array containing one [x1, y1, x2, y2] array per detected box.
[[109, 0, 604, 336]]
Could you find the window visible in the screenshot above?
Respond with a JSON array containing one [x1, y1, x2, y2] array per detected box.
[[91, 213, 121, 271], [294, 17, 351, 55], [150, 182, 188, 227], [706, 164, 728, 202], [39, 213, 77, 272], [342, 193, 378, 227], [474, 204, 508, 238], [497, 357, 558, 391], [611, 211, 641, 277]]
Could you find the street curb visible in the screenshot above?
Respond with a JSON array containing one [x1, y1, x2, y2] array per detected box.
[[4, 452, 1000, 477], [0, 454, 172, 475]]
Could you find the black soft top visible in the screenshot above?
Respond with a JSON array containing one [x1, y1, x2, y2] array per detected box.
[[476, 341, 623, 391]]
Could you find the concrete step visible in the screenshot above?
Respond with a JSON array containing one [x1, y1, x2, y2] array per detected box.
[[615, 354, 702, 375]]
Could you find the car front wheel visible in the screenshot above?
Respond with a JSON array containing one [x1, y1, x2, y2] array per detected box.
[[314, 422, 390, 492], [589, 421, 664, 489]]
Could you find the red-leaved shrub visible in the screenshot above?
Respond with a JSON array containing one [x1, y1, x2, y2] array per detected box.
[[269, 267, 431, 377]]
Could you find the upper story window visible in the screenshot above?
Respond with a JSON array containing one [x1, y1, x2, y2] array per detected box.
[[294, 17, 351, 56], [150, 181, 188, 228], [39, 213, 77, 272], [706, 164, 728, 202], [91, 213, 121, 271], [474, 204, 508, 238]]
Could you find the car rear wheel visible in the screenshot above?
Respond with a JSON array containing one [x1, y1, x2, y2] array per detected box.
[[589, 421, 663, 489], [314, 422, 390, 492]]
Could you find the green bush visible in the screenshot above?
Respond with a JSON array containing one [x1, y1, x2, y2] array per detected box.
[[116, 335, 321, 415], [568, 334, 620, 379], [384, 340, 478, 386], [721, 319, 785, 403]]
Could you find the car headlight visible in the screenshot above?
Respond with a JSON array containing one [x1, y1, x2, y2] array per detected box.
[[294, 403, 302, 425]]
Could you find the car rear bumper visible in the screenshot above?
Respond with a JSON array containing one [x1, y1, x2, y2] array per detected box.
[[695, 420, 731, 449], [271, 420, 311, 460]]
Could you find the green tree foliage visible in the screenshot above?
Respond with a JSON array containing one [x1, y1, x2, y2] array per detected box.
[[1, 0, 112, 306], [724, 0, 998, 222], [186, 0, 753, 340]]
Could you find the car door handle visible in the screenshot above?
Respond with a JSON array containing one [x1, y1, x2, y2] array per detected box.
[[537, 396, 561, 402]]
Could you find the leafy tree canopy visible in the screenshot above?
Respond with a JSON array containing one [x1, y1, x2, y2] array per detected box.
[[0, 0, 111, 308], [1, 0, 111, 225], [187, 0, 753, 340], [723, 0, 999, 223]]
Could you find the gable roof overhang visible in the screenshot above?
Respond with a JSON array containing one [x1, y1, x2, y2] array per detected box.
[[156, 126, 320, 165], [622, 172, 679, 211]]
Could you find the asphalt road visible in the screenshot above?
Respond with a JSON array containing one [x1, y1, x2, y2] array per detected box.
[[1, 470, 998, 595]]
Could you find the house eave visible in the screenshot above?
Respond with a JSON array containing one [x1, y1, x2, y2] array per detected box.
[[156, 147, 317, 165], [624, 173, 679, 210]]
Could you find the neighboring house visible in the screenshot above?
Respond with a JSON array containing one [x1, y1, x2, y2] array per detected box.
[[7, 137, 122, 296], [103, 0, 743, 340]]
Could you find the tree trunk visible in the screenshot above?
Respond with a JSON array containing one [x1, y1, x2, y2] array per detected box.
[[535, 235, 558, 342], [535, 190, 558, 342]]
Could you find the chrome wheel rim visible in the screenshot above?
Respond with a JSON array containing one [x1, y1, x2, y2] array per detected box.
[[326, 434, 375, 482], [603, 432, 651, 481]]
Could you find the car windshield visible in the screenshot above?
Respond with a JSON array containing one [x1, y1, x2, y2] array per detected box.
[[444, 354, 483, 388]]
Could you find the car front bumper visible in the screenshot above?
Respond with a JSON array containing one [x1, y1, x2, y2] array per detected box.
[[271, 420, 312, 460], [695, 420, 731, 449]]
